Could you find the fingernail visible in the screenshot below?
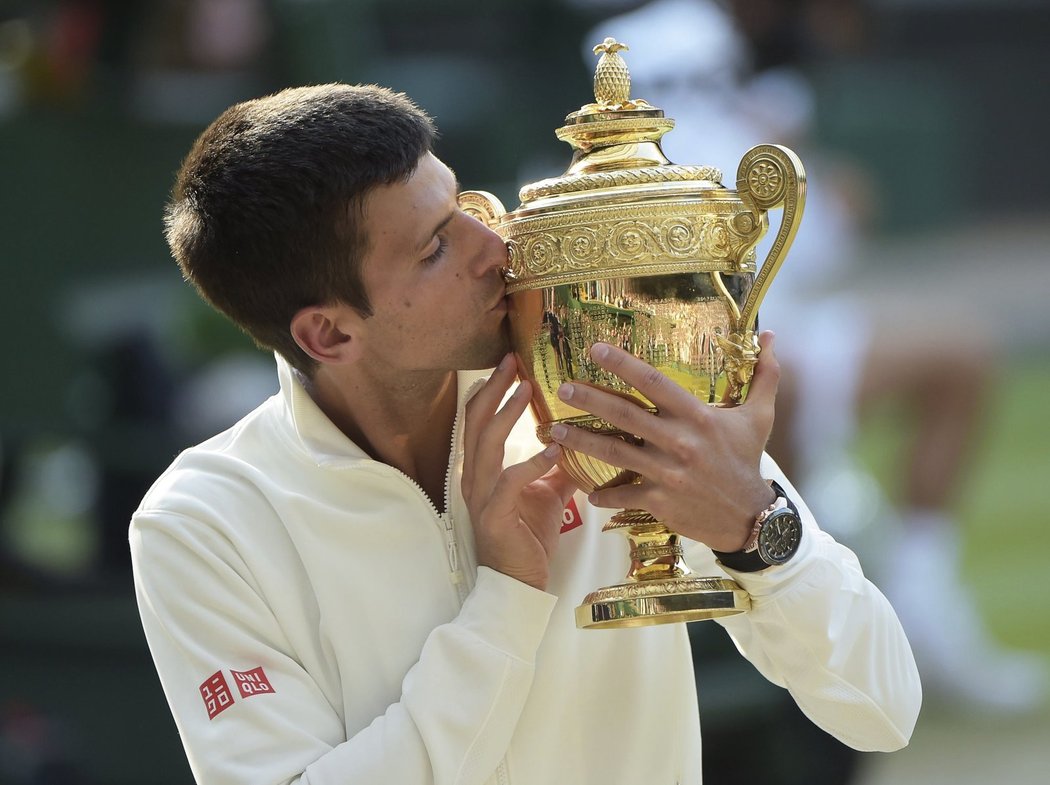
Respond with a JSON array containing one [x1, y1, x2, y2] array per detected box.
[[557, 383, 574, 401], [591, 343, 609, 361], [499, 353, 514, 371], [550, 424, 568, 441], [543, 443, 560, 458]]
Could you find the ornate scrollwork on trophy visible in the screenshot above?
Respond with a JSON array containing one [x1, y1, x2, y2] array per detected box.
[[608, 222, 659, 259], [746, 160, 785, 203], [715, 330, 760, 403], [739, 149, 796, 210], [457, 190, 505, 228], [504, 207, 763, 292], [520, 234, 561, 277], [536, 413, 654, 443], [583, 577, 745, 603], [632, 543, 684, 561], [562, 226, 604, 268], [735, 145, 806, 336]]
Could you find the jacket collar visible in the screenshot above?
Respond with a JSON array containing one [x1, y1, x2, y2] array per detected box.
[[275, 353, 488, 466]]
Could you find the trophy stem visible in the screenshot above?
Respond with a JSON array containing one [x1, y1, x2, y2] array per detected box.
[[576, 510, 751, 629], [605, 510, 691, 582]]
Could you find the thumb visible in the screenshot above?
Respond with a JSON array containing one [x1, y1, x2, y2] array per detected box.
[[745, 330, 780, 408], [487, 444, 562, 516]]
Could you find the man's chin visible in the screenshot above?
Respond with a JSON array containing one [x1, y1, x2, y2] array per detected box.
[[459, 331, 512, 371]]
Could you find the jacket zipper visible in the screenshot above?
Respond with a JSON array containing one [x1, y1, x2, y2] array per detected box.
[[496, 759, 511, 785], [383, 378, 485, 600], [382, 462, 466, 599], [441, 405, 468, 601], [368, 377, 511, 784], [450, 377, 512, 785]]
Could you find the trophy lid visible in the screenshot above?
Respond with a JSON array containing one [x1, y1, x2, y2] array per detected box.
[[518, 38, 724, 206], [464, 38, 806, 297]]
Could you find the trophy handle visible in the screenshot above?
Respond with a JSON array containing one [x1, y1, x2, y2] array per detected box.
[[457, 190, 507, 229], [735, 144, 807, 334]]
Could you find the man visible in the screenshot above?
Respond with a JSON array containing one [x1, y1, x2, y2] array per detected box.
[[131, 83, 920, 785]]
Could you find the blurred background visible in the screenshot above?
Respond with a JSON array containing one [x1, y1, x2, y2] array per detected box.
[[1, 0, 1048, 782]]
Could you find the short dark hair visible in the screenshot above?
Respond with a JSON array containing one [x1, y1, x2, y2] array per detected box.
[[164, 83, 436, 375]]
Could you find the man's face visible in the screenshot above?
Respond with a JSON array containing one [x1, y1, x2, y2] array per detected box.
[[354, 152, 510, 373]]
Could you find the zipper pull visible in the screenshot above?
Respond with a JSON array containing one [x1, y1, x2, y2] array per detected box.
[[447, 539, 459, 574], [443, 516, 463, 584]]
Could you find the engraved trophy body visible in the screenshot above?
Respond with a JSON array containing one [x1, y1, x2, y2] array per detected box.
[[460, 39, 806, 629]]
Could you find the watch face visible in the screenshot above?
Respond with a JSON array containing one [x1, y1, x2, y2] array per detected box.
[[758, 509, 802, 565]]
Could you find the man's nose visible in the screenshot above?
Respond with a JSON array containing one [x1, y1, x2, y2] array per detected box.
[[470, 219, 510, 278]]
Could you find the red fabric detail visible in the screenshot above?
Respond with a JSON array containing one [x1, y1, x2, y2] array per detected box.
[[560, 497, 583, 534], [200, 671, 235, 720], [231, 666, 275, 698]]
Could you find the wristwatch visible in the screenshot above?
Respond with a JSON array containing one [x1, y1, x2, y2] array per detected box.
[[713, 480, 803, 572]]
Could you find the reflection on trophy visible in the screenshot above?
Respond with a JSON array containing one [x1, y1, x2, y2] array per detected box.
[[460, 38, 806, 629]]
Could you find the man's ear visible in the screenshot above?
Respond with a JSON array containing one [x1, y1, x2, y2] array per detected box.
[[290, 304, 364, 365]]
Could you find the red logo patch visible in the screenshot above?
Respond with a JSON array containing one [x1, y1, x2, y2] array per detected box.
[[560, 497, 583, 534], [231, 666, 275, 698], [200, 671, 235, 720]]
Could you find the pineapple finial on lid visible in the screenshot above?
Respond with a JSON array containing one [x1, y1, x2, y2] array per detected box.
[[589, 38, 650, 112], [557, 36, 668, 149], [593, 38, 630, 106]]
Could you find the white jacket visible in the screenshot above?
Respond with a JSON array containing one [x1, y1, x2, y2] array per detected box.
[[130, 356, 920, 785]]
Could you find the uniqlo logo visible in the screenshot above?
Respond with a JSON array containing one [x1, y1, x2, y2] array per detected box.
[[199, 671, 235, 720], [560, 497, 583, 534], [231, 667, 274, 698]]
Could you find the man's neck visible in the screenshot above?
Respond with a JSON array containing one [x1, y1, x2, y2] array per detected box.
[[306, 365, 459, 511]]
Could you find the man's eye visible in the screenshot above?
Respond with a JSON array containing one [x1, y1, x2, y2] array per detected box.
[[423, 237, 448, 265]]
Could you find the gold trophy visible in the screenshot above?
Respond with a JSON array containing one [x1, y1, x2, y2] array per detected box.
[[460, 39, 806, 629]]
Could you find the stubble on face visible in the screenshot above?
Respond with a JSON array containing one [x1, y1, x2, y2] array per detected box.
[[457, 306, 512, 370]]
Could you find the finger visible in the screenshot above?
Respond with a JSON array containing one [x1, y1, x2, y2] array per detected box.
[[743, 331, 780, 410], [485, 444, 562, 518], [468, 381, 533, 501], [554, 380, 673, 444], [587, 482, 652, 512], [587, 343, 700, 416], [548, 422, 662, 479], [476, 380, 533, 465], [463, 353, 517, 462]]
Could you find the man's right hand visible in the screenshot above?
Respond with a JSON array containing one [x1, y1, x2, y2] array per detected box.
[[462, 354, 578, 591]]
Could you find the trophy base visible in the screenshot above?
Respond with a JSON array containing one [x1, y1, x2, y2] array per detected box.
[[575, 576, 750, 629]]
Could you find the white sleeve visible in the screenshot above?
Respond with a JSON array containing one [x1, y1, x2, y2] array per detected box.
[[688, 454, 922, 752], [130, 513, 556, 785]]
